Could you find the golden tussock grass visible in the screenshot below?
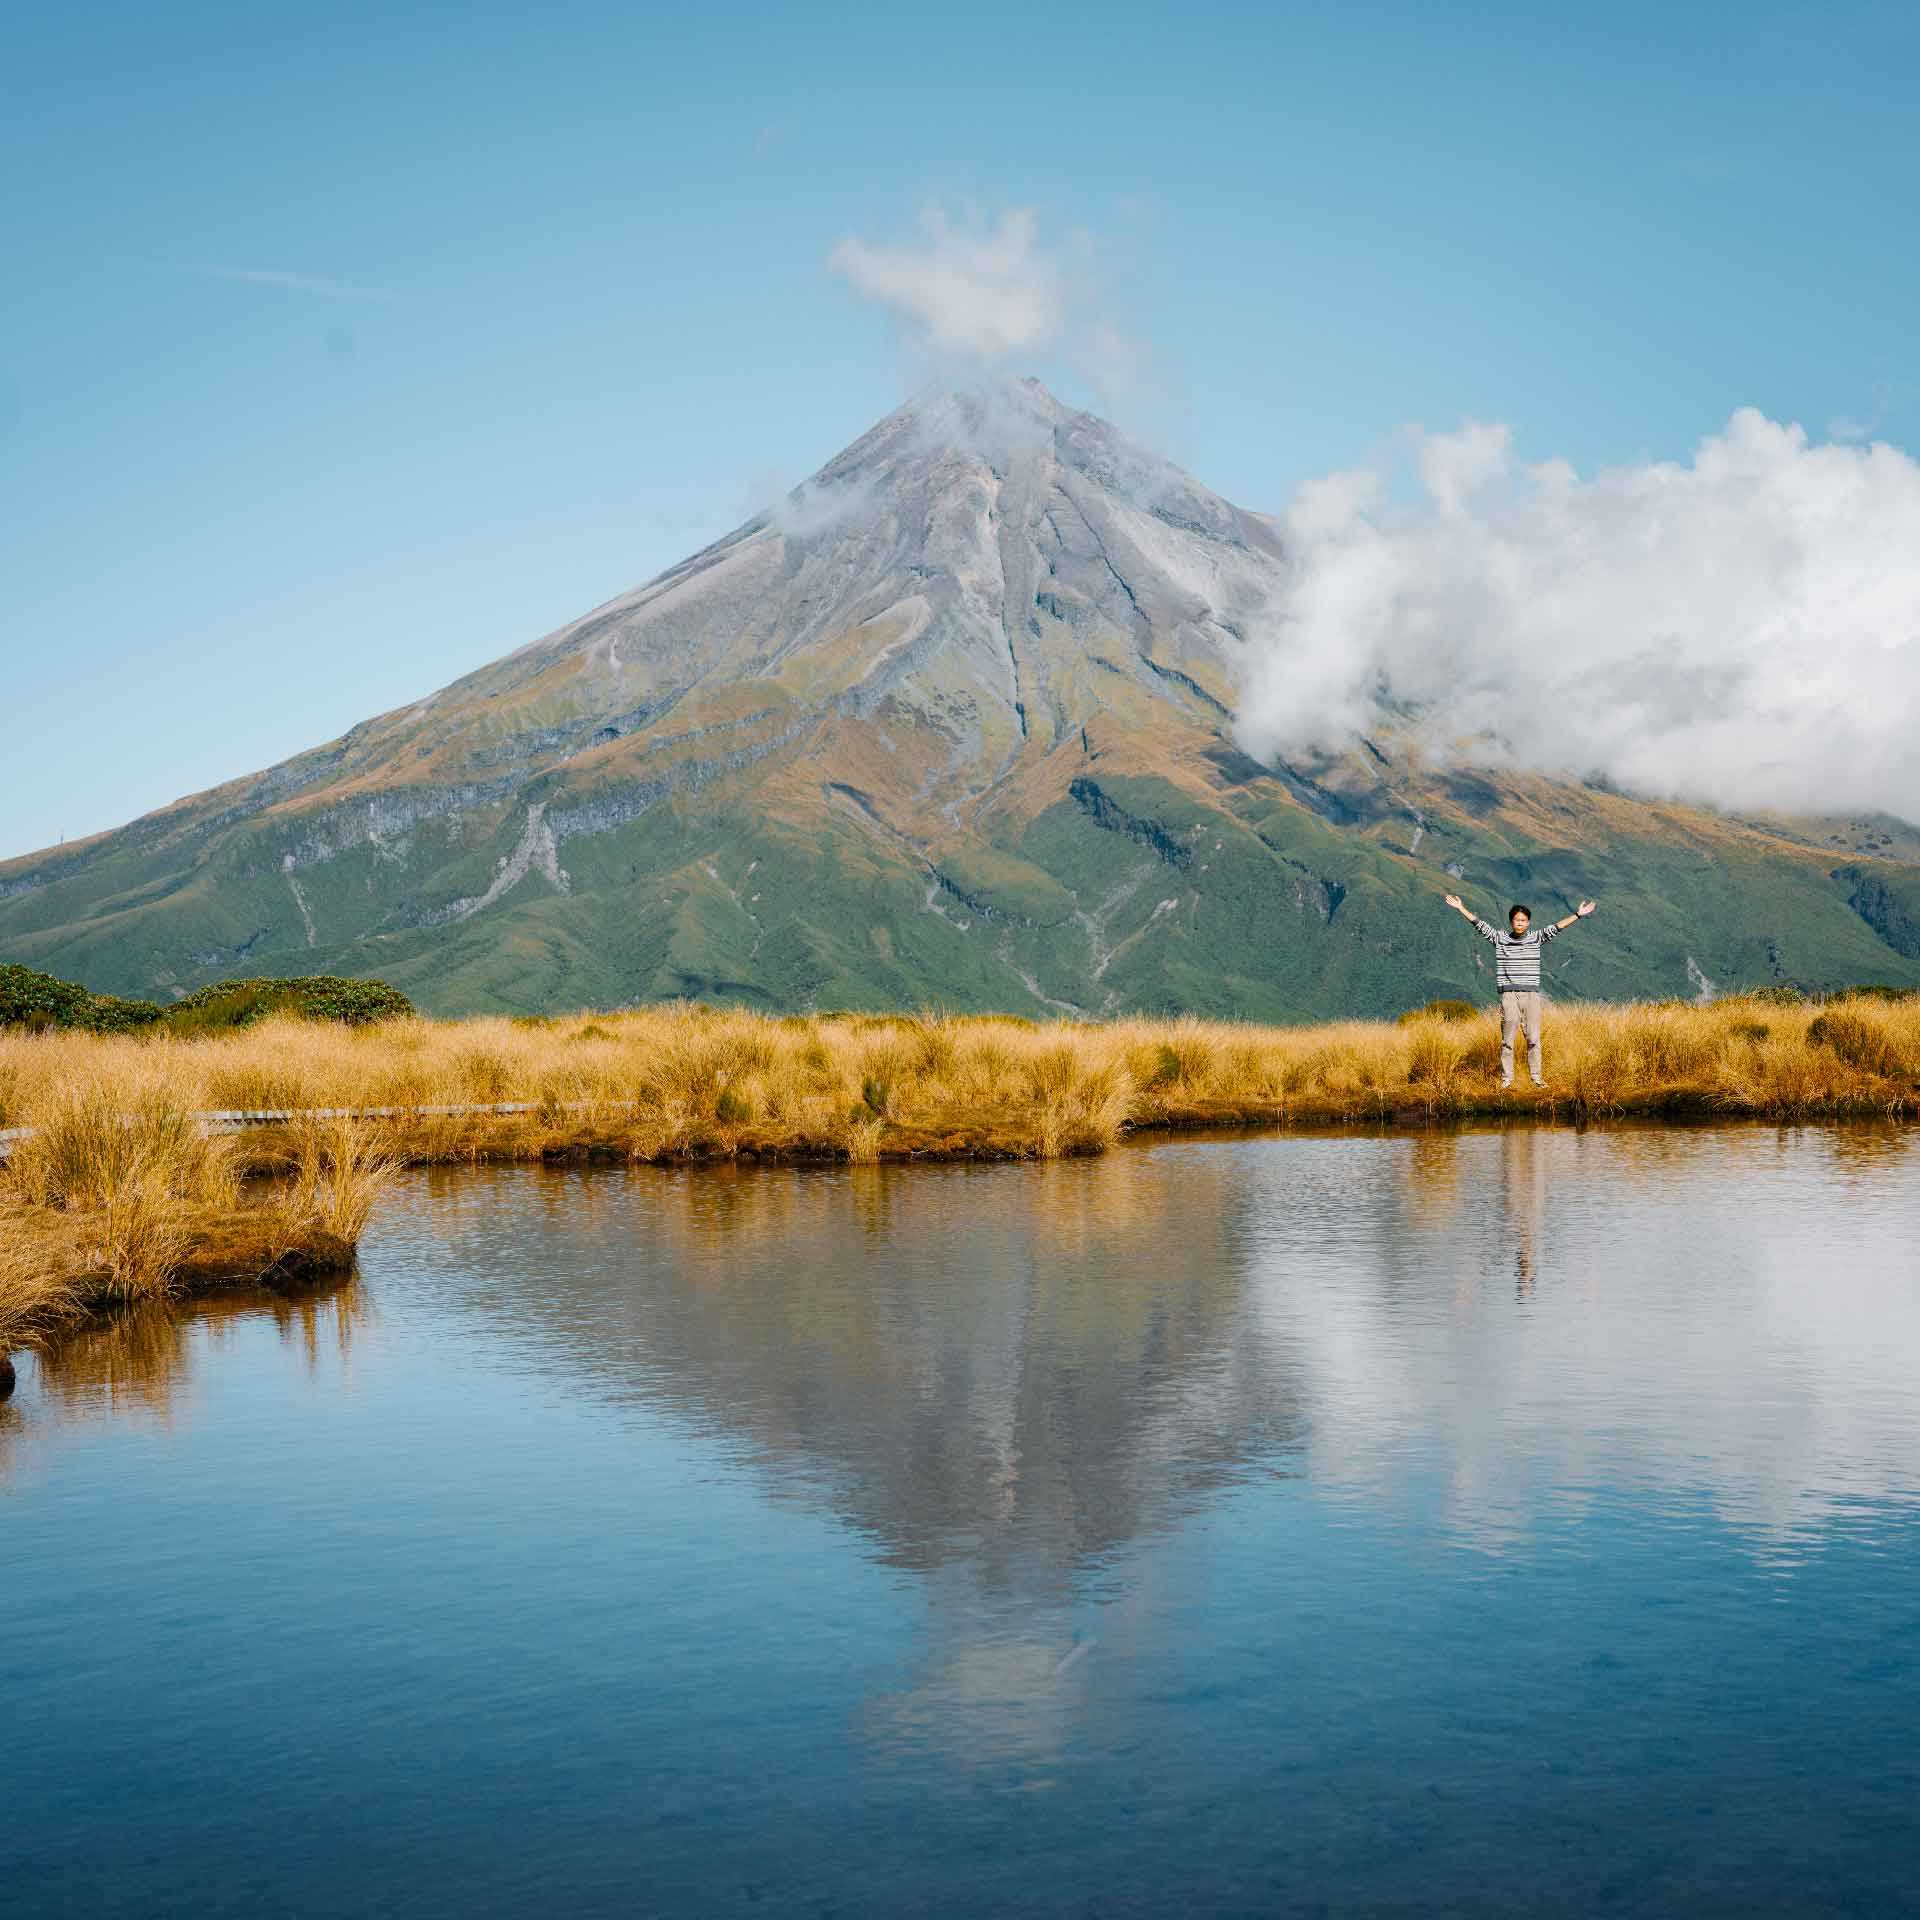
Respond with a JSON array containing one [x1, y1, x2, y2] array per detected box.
[[0, 1086, 396, 1351], [4, 991, 1917, 1347]]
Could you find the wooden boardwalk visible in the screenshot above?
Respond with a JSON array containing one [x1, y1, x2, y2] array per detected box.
[[0, 1099, 624, 1160]]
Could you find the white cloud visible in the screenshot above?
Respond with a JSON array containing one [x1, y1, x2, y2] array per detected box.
[[829, 205, 1157, 428], [746, 467, 880, 540], [831, 207, 1064, 358], [1236, 408, 1920, 821]]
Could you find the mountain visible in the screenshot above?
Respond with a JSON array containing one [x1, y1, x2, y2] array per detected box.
[[5, 380, 1919, 1018]]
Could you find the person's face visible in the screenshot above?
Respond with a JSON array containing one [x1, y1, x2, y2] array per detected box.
[[1509, 910, 1530, 935]]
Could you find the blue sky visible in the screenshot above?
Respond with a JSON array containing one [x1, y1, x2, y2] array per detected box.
[[5, 0, 1917, 857]]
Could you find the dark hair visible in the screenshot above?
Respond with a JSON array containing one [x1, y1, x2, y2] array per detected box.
[[1508, 903, 1532, 924]]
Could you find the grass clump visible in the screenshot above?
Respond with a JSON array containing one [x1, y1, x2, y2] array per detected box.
[[0, 1232, 84, 1349], [8, 1087, 237, 1300], [1809, 1006, 1915, 1081], [261, 1115, 401, 1257], [1399, 998, 1479, 1025], [1, 1083, 394, 1349]]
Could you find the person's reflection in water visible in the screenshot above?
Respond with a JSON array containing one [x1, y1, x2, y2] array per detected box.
[[1404, 1134, 1479, 1312], [1502, 1128, 1549, 1300]]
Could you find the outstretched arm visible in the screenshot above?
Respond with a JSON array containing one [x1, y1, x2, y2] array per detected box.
[[1443, 892, 1499, 940], [1549, 900, 1599, 932]]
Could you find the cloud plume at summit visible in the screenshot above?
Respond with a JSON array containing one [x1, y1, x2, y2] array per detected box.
[[830, 207, 1068, 358], [829, 206, 1156, 426]]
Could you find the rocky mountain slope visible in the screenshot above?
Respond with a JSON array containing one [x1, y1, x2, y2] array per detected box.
[[5, 381, 1918, 1017]]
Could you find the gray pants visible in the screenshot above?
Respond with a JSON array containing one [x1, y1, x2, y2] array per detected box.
[[1499, 990, 1544, 1086]]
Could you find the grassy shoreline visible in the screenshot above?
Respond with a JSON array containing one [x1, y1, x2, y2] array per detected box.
[[5, 993, 1917, 1350], [0, 1109, 392, 1353]]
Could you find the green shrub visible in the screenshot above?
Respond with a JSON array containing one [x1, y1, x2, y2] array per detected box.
[[161, 982, 282, 1037], [89, 994, 167, 1033], [0, 964, 163, 1033], [0, 967, 413, 1039], [160, 975, 415, 1032]]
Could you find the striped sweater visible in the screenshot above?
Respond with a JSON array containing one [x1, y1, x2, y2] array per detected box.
[[1474, 918, 1559, 992]]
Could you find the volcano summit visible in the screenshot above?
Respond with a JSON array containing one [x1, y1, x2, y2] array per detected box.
[[4, 381, 1918, 1015]]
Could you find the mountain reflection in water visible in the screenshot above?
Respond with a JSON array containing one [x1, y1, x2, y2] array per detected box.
[[361, 1127, 1920, 1564]]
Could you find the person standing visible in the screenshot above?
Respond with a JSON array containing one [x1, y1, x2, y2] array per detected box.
[[1442, 893, 1597, 1089]]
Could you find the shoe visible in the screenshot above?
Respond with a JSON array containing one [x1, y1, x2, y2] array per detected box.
[[1498, 1080, 1514, 1091]]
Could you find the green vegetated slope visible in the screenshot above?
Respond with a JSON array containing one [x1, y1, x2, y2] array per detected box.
[[12, 756, 1909, 1022], [5, 379, 1917, 1019]]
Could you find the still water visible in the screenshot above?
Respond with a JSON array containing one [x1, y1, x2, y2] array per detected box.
[[6, 1127, 1920, 1916]]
